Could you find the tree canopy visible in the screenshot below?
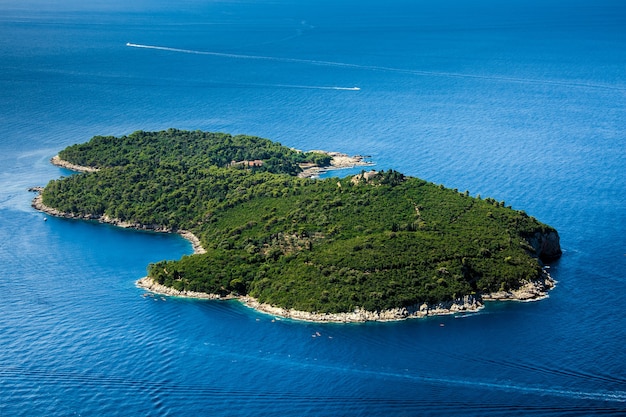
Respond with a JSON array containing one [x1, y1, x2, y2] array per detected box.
[[42, 129, 559, 313]]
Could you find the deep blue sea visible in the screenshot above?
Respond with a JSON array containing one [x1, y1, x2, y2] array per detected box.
[[1, 0, 625, 415]]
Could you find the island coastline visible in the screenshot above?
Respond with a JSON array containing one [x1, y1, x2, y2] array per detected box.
[[33, 158, 206, 255], [134, 271, 555, 323], [51, 155, 99, 173], [32, 191, 206, 255], [33, 153, 557, 323], [298, 151, 374, 178]]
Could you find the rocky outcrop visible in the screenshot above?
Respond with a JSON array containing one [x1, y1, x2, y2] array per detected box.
[[135, 276, 487, 322], [136, 277, 229, 299], [136, 274, 556, 323], [298, 151, 374, 178], [350, 170, 378, 185], [527, 230, 562, 261], [482, 270, 556, 302], [50, 155, 99, 173], [240, 295, 483, 323]]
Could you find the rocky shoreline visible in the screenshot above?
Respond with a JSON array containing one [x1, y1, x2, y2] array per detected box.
[[31, 192, 206, 255], [32, 155, 206, 255], [481, 269, 556, 302], [34, 154, 556, 323], [136, 276, 228, 299], [298, 151, 374, 178], [134, 273, 556, 323], [33, 182, 556, 322], [51, 155, 99, 173], [135, 274, 484, 322], [239, 293, 484, 323]]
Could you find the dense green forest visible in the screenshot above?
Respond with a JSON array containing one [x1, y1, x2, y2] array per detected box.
[[42, 129, 560, 313]]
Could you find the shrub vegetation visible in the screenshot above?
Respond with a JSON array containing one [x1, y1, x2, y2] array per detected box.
[[42, 129, 557, 313]]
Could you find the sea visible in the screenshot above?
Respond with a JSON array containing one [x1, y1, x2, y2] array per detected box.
[[1, 0, 625, 415]]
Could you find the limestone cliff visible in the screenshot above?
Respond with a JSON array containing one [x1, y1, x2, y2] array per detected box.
[[528, 230, 562, 261]]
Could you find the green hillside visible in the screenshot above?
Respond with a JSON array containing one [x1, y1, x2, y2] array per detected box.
[[42, 129, 560, 313]]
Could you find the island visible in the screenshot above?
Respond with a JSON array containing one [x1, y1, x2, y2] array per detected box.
[[32, 129, 562, 322]]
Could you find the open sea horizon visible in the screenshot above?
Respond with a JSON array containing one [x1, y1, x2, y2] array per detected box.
[[1, 0, 625, 415]]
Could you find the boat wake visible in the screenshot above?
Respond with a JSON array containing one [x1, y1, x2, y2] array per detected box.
[[126, 42, 625, 92], [272, 84, 360, 91], [125, 42, 367, 69]]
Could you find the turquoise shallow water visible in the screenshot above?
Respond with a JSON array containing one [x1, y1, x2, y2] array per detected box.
[[1, 1, 625, 415]]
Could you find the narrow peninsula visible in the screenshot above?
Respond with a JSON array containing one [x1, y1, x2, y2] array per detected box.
[[33, 129, 561, 322]]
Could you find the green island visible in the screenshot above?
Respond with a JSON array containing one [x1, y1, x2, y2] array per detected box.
[[33, 129, 562, 322]]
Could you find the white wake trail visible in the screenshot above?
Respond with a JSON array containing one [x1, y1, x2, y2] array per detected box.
[[126, 42, 363, 68], [126, 43, 361, 91], [272, 84, 360, 91], [126, 42, 625, 92]]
